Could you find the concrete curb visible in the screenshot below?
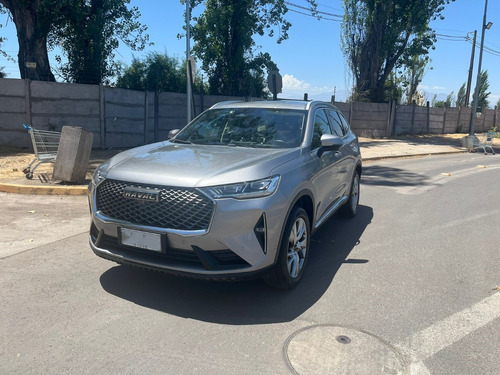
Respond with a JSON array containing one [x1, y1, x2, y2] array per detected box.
[[362, 150, 467, 162], [0, 149, 466, 196], [0, 182, 88, 196]]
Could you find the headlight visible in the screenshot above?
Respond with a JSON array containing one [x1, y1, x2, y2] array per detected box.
[[201, 176, 281, 199], [91, 164, 108, 186]]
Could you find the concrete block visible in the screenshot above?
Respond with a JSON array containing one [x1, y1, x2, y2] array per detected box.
[[53, 126, 94, 184]]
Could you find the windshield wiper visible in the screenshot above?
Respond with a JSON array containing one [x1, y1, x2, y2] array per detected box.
[[170, 138, 192, 144]]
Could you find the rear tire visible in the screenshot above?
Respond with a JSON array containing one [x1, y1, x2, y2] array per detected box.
[[341, 171, 360, 218], [265, 207, 310, 290]]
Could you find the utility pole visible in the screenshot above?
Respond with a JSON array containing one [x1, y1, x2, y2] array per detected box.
[[465, 30, 477, 107], [186, 1, 192, 124], [470, 0, 491, 136]]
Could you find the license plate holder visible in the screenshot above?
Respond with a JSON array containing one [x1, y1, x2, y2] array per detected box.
[[120, 228, 163, 252]]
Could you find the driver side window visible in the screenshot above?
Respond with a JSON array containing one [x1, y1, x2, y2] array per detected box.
[[311, 109, 332, 150]]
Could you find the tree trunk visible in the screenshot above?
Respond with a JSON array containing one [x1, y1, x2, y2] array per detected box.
[[1, 0, 55, 81]]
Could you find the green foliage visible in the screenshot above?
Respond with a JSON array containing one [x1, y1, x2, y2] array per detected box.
[[50, 0, 150, 85], [0, 66, 5, 78], [0, 0, 149, 84], [496, 97, 500, 109], [471, 70, 490, 113], [456, 83, 467, 107], [383, 71, 403, 102], [188, 0, 312, 97], [341, 0, 453, 103], [400, 55, 431, 105], [116, 52, 206, 93]]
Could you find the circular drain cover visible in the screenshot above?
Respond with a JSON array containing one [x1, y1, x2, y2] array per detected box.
[[285, 325, 407, 375]]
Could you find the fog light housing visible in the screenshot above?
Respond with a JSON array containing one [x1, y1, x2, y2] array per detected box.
[[254, 213, 267, 254]]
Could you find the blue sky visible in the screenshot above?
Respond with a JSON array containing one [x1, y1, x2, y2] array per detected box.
[[1, 0, 499, 106]]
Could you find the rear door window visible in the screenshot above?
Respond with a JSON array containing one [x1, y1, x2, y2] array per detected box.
[[327, 110, 346, 137]]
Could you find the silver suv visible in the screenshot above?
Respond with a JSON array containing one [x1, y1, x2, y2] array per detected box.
[[89, 100, 362, 289]]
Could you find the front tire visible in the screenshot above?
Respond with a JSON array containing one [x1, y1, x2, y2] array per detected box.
[[265, 207, 310, 290]]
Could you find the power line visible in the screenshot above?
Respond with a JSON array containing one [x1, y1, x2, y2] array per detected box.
[[287, 7, 341, 22], [285, 1, 343, 20]]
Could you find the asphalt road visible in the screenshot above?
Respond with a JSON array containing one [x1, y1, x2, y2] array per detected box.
[[1, 153, 499, 375]]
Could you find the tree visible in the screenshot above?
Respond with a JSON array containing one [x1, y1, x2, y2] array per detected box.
[[52, 0, 150, 84], [0, 67, 5, 78], [400, 55, 431, 105], [188, 0, 313, 97], [0, 0, 56, 81], [456, 83, 467, 107], [0, 0, 149, 83], [341, 0, 453, 102], [471, 70, 490, 113], [497, 97, 500, 109], [116, 52, 205, 93]]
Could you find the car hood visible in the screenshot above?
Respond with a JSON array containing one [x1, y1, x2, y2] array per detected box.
[[103, 141, 300, 187]]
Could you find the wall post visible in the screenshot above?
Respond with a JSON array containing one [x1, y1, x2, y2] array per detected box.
[[144, 91, 149, 145], [441, 106, 447, 134], [426, 101, 430, 133], [25, 79, 32, 126], [99, 84, 105, 149]]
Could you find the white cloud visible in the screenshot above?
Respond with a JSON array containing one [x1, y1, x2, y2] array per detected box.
[[281, 74, 342, 101], [432, 86, 447, 91]]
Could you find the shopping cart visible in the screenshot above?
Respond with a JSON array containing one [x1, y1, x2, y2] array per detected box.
[[22, 124, 62, 179], [474, 131, 497, 155]]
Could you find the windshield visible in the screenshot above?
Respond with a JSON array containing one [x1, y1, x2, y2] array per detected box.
[[174, 107, 307, 148]]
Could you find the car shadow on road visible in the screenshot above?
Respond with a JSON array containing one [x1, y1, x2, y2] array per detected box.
[[99, 205, 373, 325], [362, 165, 431, 187]]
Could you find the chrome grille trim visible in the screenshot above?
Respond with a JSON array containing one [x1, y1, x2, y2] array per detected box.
[[96, 179, 215, 231]]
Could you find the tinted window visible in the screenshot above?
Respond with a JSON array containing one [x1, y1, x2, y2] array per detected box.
[[311, 109, 332, 150], [327, 110, 346, 137], [337, 112, 351, 135]]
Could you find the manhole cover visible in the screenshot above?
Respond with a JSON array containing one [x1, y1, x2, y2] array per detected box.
[[285, 325, 407, 375]]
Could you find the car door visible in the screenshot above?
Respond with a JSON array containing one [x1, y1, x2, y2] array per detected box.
[[309, 108, 344, 224], [326, 109, 355, 197]]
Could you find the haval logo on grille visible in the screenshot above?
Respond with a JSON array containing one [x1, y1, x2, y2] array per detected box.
[[123, 187, 160, 202]]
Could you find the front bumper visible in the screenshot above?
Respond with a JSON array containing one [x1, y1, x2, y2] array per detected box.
[[89, 181, 288, 278]]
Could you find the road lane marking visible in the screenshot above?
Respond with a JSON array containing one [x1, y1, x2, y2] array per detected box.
[[397, 165, 500, 195], [396, 292, 500, 374]]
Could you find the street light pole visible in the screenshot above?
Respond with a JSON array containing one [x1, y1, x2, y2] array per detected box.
[[469, 0, 491, 136]]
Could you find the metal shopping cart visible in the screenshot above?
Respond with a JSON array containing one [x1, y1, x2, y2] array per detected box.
[[22, 124, 62, 179], [474, 131, 497, 155]]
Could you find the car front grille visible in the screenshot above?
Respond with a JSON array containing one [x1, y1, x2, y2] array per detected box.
[[96, 179, 214, 231]]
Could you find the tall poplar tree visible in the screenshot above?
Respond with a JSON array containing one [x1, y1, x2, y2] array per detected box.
[[188, 0, 315, 97], [341, 0, 453, 103]]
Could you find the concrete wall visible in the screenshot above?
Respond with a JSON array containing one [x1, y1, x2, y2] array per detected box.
[[1, 78, 499, 149]]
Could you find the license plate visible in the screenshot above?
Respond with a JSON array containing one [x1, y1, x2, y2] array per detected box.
[[120, 228, 162, 252]]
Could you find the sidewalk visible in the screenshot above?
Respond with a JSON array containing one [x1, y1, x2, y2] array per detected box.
[[0, 134, 476, 196]]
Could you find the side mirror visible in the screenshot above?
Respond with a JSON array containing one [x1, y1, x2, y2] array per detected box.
[[168, 129, 181, 139], [321, 134, 343, 150], [318, 134, 343, 157]]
